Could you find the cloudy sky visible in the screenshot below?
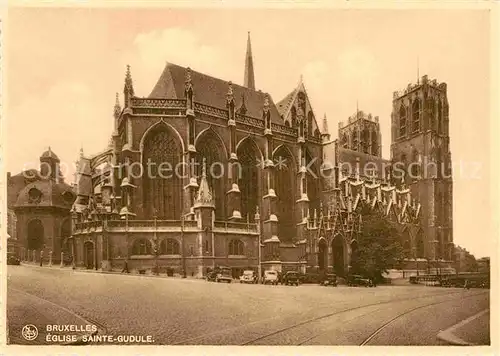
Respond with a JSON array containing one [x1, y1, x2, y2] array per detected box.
[[5, 7, 492, 257]]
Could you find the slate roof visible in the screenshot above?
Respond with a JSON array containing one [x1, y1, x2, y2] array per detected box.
[[276, 88, 297, 117], [149, 62, 283, 124]]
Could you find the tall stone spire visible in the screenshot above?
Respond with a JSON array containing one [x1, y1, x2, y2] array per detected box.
[[244, 32, 255, 90]]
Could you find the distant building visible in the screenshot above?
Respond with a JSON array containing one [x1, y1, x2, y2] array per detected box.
[[477, 257, 490, 274], [7, 148, 76, 264]]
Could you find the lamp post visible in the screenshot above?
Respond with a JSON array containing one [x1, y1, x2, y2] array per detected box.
[[154, 212, 159, 276], [181, 214, 187, 278]]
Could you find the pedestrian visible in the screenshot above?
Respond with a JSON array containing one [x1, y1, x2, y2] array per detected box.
[[121, 259, 129, 273], [39, 251, 43, 267], [464, 279, 469, 290]]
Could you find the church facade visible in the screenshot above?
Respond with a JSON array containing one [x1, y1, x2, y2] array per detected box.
[[70, 34, 454, 278]]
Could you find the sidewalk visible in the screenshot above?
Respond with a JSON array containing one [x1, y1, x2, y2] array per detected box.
[[7, 287, 98, 345], [437, 309, 490, 345], [20, 262, 205, 281]]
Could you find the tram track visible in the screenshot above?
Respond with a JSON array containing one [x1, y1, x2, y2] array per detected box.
[[242, 290, 487, 346]]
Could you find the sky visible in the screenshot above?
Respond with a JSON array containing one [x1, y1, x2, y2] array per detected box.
[[5, 7, 493, 258]]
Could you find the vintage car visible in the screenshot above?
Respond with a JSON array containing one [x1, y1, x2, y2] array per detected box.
[[347, 274, 374, 287], [263, 270, 279, 285], [215, 267, 233, 283], [239, 270, 257, 284], [282, 271, 300, 286], [7, 255, 20, 265], [320, 273, 338, 286]]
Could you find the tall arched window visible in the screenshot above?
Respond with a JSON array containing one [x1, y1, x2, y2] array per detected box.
[[412, 99, 421, 132], [399, 105, 407, 138], [274, 146, 296, 242], [430, 100, 437, 131], [143, 125, 182, 219], [342, 133, 348, 148], [229, 239, 244, 255], [132, 238, 152, 255], [351, 131, 358, 151], [27, 219, 44, 250], [160, 238, 180, 255], [362, 128, 370, 154], [372, 132, 378, 156], [291, 107, 297, 128], [307, 111, 313, 137], [306, 150, 320, 217], [237, 139, 260, 222], [196, 130, 226, 220]]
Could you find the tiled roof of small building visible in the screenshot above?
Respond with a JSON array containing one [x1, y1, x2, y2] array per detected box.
[[149, 62, 283, 124]]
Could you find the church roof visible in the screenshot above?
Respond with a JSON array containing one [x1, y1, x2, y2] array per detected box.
[[276, 88, 297, 117], [14, 179, 76, 210], [149, 62, 283, 124], [40, 147, 60, 161]]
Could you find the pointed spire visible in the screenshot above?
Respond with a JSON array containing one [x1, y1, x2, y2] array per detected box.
[[244, 31, 255, 90], [124, 65, 134, 96], [263, 94, 270, 113], [322, 113, 329, 135], [185, 67, 193, 92], [195, 158, 214, 206], [238, 93, 247, 115], [114, 93, 121, 117], [79, 146, 84, 159]]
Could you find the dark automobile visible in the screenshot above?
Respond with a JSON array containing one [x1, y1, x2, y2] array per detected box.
[[7, 255, 20, 265], [206, 270, 218, 282], [320, 273, 337, 286], [347, 274, 373, 287], [282, 271, 300, 286]]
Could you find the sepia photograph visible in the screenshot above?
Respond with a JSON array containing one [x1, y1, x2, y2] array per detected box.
[[1, 2, 496, 352]]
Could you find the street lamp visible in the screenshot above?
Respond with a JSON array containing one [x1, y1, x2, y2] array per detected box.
[[181, 214, 187, 278], [154, 212, 159, 276]]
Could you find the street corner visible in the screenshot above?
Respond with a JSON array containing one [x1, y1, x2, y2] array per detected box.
[[7, 288, 98, 345], [437, 309, 490, 346]]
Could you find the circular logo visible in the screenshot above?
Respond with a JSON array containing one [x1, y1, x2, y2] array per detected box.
[[21, 324, 38, 341]]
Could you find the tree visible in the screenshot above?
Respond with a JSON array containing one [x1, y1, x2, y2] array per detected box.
[[351, 207, 404, 282]]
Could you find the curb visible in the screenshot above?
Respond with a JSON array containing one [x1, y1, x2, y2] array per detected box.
[[436, 309, 489, 346]]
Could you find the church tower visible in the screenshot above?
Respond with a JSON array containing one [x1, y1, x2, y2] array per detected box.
[[243, 32, 255, 90], [390, 75, 453, 264]]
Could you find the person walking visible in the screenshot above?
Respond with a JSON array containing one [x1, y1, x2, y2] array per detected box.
[[39, 251, 43, 267]]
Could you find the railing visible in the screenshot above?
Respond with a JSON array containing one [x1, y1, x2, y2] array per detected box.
[[214, 220, 258, 232], [131, 98, 186, 108], [75, 219, 198, 231], [236, 114, 265, 128], [271, 123, 297, 137], [194, 102, 229, 119]]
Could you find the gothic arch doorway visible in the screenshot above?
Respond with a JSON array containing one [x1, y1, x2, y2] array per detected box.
[[27, 219, 44, 250], [332, 235, 345, 276], [84, 241, 95, 270], [318, 239, 328, 272]]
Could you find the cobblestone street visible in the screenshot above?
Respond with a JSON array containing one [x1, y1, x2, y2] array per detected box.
[[7, 265, 490, 346]]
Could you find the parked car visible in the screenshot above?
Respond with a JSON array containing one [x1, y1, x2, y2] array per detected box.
[[347, 274, 373, 287], [239, 270, 257, 284], [282, 271, 300, 286], [215, 267, 232, 283], [320, 273, 338, 286], [206, 270, 218, 282], [263, 270, 279, 285], [7, 255, 20, 265]]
